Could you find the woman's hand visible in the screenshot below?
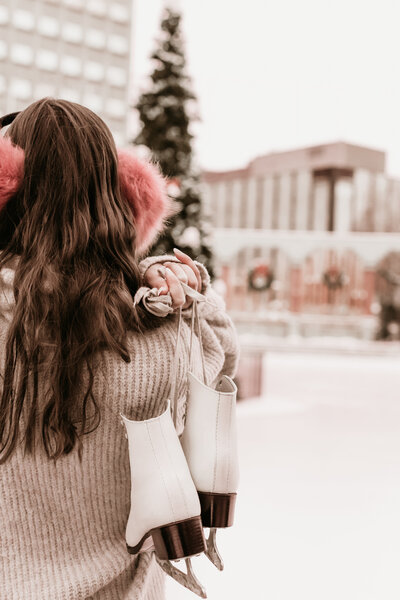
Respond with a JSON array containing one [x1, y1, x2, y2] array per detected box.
[[143, 248, 202, 310]]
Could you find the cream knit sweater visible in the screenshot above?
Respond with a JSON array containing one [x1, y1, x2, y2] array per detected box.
[[0, 253, 240, 600]]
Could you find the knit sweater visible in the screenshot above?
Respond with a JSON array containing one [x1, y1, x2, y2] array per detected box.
[[0, 253, 240, 600]]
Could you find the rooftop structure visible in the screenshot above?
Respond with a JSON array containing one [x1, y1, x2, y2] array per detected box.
[[205, 141, 386, 182]]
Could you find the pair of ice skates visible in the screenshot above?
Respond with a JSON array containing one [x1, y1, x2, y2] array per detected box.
[[120, 285, 239, 598]]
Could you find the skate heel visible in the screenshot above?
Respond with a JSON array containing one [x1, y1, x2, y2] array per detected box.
[[151, 515, 206, 560], [198, 492, 237, 528]]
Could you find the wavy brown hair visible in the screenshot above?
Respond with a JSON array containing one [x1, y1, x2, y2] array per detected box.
[[0, 97, 167, 464]]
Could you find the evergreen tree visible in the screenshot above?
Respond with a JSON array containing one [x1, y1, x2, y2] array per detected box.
[[133, 7, 215, 279]]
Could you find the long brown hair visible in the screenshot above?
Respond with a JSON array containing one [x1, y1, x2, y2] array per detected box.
[[0, 97, 167, 463]]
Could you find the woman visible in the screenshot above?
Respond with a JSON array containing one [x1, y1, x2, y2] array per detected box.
[[0, 98, 240, 599]]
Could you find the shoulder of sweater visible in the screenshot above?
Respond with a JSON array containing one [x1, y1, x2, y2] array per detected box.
[[0, 266, 16, 314]]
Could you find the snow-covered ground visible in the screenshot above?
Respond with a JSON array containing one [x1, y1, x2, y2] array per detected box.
[[166, 351, 400, 600]]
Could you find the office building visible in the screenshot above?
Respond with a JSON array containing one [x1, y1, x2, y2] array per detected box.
[[0, 0, 132, 145]]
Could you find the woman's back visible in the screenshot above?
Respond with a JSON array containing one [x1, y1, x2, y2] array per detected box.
[[0, 98, 240, 599], [0, 255, 240, 599]]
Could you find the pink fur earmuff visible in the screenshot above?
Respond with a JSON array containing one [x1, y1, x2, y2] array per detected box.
[[0, 135, 177, 255], [0, 136, 24, 213], [117, 148, 177, 254]]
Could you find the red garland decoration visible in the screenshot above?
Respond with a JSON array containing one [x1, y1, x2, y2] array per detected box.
[[248, 264, 274, 291], [322, 266, 345, 290]]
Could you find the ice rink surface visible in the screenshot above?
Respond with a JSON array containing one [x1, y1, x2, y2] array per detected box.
[[166, 351, 400, 600]]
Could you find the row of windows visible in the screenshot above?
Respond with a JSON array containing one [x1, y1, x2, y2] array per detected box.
[[62, 0, 130, 22], [206, 174, 400, 233], [63, 0, 130, 22], [0, 9, 129, 55], [0, 2, 129, 26], [0, 43, 127, 87], [0, 75, 127, 119]]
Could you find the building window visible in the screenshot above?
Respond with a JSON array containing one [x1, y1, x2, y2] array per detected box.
[[84, 61, 104, 82], [60, 87, 80, 103], [83, 93, 103, 113], [312, 178, 330, 231], [107, 34, 128, 55], [87, 0, 107, 17], [11, 44, 34, 66], [106, 66, 127, 87], [105, 98, 125, 119], [109, 3, 129, 23], [12, 10, 35, 31], [230, 180, 242, 228], [85, 29, 106, 50], [0, 6, 9, 25], [0, 41, 7, 61], [62, 22, 83, 44], [34, 83, 56, 100], [215, 182, 227, 228], [10, 78, 32, 100], [277, 174, 291, 230], [36, 49, 58, 71], [38, 16, 60, 38], [60, 55, 81, 77]]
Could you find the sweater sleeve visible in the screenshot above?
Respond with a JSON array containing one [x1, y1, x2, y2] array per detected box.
[[138, 254, 241, 382], [138, 254, 211, 295]]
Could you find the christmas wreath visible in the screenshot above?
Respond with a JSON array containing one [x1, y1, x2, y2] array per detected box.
[[248, 263, 274, 291], [322, 266, 345, 290]]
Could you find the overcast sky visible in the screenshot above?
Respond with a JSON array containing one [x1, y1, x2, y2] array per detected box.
[[131, 0, 400, 177]]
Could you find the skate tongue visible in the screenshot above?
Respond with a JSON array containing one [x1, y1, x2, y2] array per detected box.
[[155, 556, 207, 598]]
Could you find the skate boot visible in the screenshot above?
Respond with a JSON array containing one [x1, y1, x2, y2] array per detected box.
[[180, 294, 239, 571], [120, 402, 207, 597]]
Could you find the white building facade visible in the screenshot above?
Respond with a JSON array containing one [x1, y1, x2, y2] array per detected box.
[[0, 0, 132, 146], [202, 142, 400, 341], [202, 143, 400, 398], [203, 142, 400, 234]]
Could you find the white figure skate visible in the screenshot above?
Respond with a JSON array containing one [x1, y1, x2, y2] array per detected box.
[[179, 290, 240, 571], [121, 399, 207, 597]]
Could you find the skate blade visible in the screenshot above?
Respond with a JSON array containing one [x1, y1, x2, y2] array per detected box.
[[204, 528, 224, 571], [156, 556, 207, 598]]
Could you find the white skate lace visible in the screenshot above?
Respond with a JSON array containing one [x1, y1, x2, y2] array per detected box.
[[133, 279, 217, 426]]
